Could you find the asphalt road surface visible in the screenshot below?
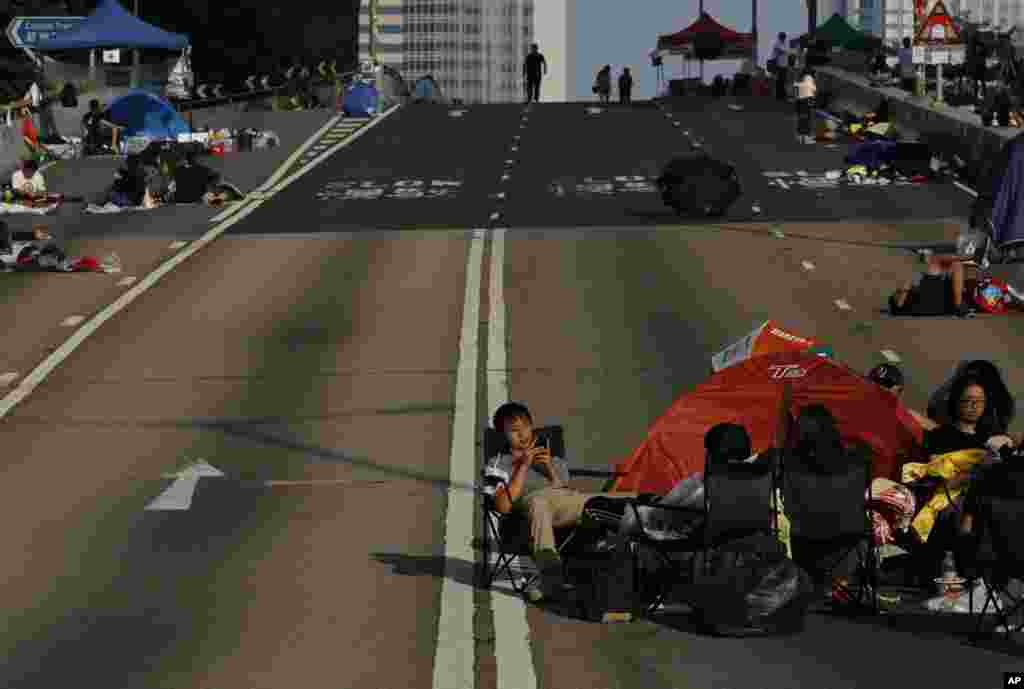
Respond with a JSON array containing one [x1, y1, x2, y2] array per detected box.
[[1, 97, 1022, 689]]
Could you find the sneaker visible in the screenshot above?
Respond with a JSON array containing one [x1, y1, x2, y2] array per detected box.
[[955, 303, 976, 319], [525, 578, 545, 603]]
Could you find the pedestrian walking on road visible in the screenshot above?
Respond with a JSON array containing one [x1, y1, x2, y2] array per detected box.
[[898, 37, 917, 94], [523, 43, 547, 103], [794, 68, 817, 144], [618, 67, 633, 105], [594, 65, 611, 104], [771, 32, 790, 101]]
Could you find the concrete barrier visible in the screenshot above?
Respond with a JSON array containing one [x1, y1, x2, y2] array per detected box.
[[816, 66, 1018, 182]]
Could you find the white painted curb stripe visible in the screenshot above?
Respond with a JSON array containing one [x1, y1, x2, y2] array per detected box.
[[432, 230, 484, 689], [208, 113, 344, 223], [953, 180, 978, 198], [486, 228, 538, 689], [0, 106, 402, 421]]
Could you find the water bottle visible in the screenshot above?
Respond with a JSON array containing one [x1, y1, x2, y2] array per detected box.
[[101, 252, 121, 274], [941, 551, 957, 579]]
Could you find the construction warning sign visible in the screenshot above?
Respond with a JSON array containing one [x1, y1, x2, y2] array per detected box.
[[914, 0, 961, 45]]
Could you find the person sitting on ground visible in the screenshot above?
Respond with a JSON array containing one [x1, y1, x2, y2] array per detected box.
[[0, 220, 50, 255], [11, 159, 46, 200], [172, 152, 221, 204], [485, 401, 636, 602], [617, 422, 769, 543], [926, 360, 1018, 442], [889, 253, 975, 318], [866, 363, 935, 434], [81, 99, 122, 154]]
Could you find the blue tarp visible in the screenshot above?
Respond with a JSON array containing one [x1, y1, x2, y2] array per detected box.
[[845, 140, 898, 170], [107, 90, 190, 140], [992, 134, 1024, 247], [36, 0, 188, 50], [344, 83, 379, 117]]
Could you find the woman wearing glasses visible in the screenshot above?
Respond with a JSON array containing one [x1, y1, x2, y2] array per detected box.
[[922, 376, 1015, 455]]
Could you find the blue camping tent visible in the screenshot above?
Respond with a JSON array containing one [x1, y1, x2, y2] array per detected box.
[[412, 76, 445, 103], [34, 0, 188, 50], [107, 90, 190, 139], [344, 82, 380, 117]]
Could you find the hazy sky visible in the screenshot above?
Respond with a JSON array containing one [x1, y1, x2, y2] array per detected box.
[[573, 0, 809, 100]]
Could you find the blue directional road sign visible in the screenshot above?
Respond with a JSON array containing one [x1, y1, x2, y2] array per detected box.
[[5, 16, 86, 49]]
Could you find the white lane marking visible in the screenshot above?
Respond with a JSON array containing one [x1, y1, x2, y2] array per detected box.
[[773, 230, 786, 238], [835, 299, 852, 311], [0, 106, 401, 420], [801, 260, 815, 271], [209, 113, 344, 223], [486, 228, 538, 689], [145, 459, 225, 511], [61, 315, 85, 327], [0, 372, 17, 386], [490, 212, 501, 221], [431, 231, 484, 689], [168, 240, 187, 250], [954, 181, 979, 198], [117, 276, 137, 287], [881, 349, 902, 363]]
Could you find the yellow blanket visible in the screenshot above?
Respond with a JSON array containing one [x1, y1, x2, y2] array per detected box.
[[901, 449, 987, 542]]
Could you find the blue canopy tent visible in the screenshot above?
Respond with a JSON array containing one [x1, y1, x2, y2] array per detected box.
[[33, 0, 188, 49], [107, 90, 190, 140]]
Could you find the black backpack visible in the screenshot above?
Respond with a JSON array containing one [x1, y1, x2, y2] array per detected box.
[[60, 82, 78, 108]]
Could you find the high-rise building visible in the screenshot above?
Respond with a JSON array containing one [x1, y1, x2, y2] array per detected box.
[[847, 0, 917, 46], [947, 0, 1024, 31], [358, 0, 538, 104], [532, 0, 576, 101]]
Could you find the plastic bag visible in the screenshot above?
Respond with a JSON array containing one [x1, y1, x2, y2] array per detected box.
[[689, 534, 813, 636]]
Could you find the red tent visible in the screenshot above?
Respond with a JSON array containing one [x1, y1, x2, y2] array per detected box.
[[656, 12, 755, 56], [611, 351, 924, 495]]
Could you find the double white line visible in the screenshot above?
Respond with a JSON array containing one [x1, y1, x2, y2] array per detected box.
[[433, 227, 537, 689]]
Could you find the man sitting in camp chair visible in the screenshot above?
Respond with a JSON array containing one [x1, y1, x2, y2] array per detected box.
[[487, 402, 636, 602]]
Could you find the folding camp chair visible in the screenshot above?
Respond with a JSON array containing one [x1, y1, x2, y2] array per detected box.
[[478, 425, 621, 594], [783, 450, 879, 614], [968, 492, 1024, 641], [622, 450, 779, 614]]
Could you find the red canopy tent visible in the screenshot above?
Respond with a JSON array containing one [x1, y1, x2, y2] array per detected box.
[[611, 351, 924, 495], [656, 12, 755, 57]]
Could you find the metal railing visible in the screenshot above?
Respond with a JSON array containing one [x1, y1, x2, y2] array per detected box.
[[174, 68, 362, 112]]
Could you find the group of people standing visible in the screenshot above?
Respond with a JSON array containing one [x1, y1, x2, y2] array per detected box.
[[592, 65, 634, 105], [520, 44, 634, 105]]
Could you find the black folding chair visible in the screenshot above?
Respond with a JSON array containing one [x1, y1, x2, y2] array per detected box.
[[968, 492, 1024, 641], [478, 425, 621, 593], [622, 450, 778, 614], [783, 450, 878, 614]]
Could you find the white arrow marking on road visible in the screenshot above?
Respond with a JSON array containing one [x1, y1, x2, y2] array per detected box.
[[145, 459, 225, 511]]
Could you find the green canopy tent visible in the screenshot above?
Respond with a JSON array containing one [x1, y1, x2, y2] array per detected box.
[[791, 13, 882, 53]]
